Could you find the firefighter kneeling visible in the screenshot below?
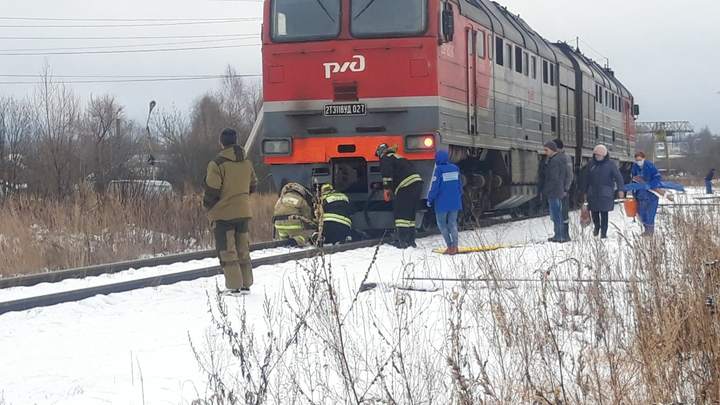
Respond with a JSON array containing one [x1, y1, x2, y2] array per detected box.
[[272, 183, 317, 246], [320, 183, 353, 245]]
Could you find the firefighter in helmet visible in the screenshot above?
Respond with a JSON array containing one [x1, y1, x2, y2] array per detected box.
[[320, 183, 353, 245], [272, 183, 317, 246], [376, 143, 424, 248]]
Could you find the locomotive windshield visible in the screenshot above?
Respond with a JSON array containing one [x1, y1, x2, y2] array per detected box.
[[351, 0, 427, 37], [271, 0, 341, 42]]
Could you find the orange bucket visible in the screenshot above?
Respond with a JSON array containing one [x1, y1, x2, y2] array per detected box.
[[623, 198, 638, 218]]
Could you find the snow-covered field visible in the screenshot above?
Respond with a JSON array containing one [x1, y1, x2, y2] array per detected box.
[[0, 188, 715, 404]]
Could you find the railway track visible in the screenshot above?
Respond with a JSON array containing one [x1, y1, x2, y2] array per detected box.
[[0, 238, 384, 315], [0, 213, 546, 316], [0, 239, 292, 289]]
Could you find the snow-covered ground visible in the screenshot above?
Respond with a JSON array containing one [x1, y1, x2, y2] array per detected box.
[[0, 188, 713, 404]]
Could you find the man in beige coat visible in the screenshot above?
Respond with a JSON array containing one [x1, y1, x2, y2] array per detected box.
[[203, 128, 257, 295]]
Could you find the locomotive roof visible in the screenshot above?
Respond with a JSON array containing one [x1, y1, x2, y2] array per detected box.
[[459, 0, 633, 99], [459, 0, 557, 61]]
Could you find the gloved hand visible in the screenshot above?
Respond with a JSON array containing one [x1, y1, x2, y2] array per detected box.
[[426, 200, 432, 208], [383, 189, 392, 202]]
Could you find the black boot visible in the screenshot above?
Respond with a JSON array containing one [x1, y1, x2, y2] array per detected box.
[[391, 230, 408, 248], [593, 227, 600, 237], [407, 229, 417, 248]]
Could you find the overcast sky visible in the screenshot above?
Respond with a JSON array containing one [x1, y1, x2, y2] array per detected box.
[[0, 0, 718, 133]]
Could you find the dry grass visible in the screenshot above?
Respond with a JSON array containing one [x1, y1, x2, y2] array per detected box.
[[0, 191, 277, 277], [192, 205, 720, 403]]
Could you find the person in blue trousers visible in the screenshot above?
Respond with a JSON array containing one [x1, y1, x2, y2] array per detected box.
[[427, 150, 463, 255], [706, 168, 715, 194], [631, 151, 662, 235]]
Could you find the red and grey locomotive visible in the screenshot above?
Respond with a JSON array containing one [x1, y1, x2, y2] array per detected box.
[[260, 0, 638, 230]]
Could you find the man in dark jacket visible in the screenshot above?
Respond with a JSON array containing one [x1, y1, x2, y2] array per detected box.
[[204, 128, 258, 295], [320, 183, 353, 245], [427, 150, 463, 254], [553, 138, 574, 239], [538, 141, 571, 242], [706, 168, 715, 195], [376, 143, 423, 248], [581, 144, 625, 239]]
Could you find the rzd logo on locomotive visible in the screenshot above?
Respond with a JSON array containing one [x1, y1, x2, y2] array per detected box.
[[323, 55, 366, 79]]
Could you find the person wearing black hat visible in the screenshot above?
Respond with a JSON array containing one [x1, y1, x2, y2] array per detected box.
[[538, 141, 572, 242], [204, 128, 258, 295], [376, 143, 423, 248]]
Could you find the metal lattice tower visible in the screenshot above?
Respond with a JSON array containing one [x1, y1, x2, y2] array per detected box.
[[635, 121, 694, 172]]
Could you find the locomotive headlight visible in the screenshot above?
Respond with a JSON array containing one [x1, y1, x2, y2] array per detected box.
[[405, 134, 436, 152], [262, 139, 291, 155]]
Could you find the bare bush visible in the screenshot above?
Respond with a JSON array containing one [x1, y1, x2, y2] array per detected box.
[[193, 205, 720, 404], [0, 192, 277, 277]]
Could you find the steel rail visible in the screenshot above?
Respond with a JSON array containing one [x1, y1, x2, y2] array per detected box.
[[0, 240, 291, 289], [0, 238, 382, 315], [0, 212, 549, 315]]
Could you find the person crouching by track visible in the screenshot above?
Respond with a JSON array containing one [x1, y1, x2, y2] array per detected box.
[[272, 183, 317, 247], [539, 141, 572, 243], [319, 183, 353, 245], [427, 150, 463, 255], [580, 145, 625, 239], [630, 151, 662, 236], [376, 143, 424, 249], [203, 128, 257, 295]]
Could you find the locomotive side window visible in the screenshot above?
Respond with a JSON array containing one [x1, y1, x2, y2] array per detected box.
[[495, 37, 504, 66], [516, 106, 523, 126], [542, 60, 548, 84], [523, 52, 529, 76], [351, 0, 427, 37], [477, 31, 485, 59], [549, 64, 555, 86], [272, 0, 340, 42], [514, 46, 522, 74], [531, 56, 537, 79], [506, 44, 513, 70]]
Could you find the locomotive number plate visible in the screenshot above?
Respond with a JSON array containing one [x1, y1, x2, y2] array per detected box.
[[324, 103, 366, 116]]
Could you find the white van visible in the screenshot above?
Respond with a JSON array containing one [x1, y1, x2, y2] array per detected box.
[[107, 180, 173, 198]]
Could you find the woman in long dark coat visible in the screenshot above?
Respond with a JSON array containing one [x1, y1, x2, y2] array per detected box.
[[581, 145, 625, 238]]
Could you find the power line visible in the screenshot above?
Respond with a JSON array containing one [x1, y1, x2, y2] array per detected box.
[[0, 37, 257, 52], [0, 18, 260, 29], [0, 16, 259, 22], [0, 74, 262, 85], [0, 73, 260, 78], [0, 33, 258, 40], [0, 43, 260, 56]]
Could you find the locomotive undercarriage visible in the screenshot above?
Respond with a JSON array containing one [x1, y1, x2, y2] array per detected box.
[[449, 145, 542, 226]]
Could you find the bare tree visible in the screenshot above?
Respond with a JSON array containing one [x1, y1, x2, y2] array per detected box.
[[218, 66, 262, 144], [31, 64, 81, 196], [81, 94, 125, 190], [0, 96, 33, 194]]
